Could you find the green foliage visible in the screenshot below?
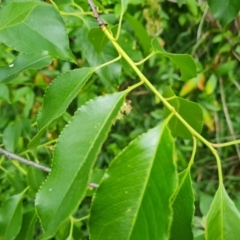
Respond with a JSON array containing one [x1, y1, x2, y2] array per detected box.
[[0, 0, 240, 239]]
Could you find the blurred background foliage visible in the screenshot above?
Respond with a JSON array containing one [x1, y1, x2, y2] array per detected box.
[[0, 0, 240, 239]]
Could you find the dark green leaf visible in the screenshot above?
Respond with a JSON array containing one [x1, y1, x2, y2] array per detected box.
[[0, 83, 10, 102], [206, 184, 240, 240], [124, 13, 152, 54], [15, 209, 37, 240], [0, 2, 75, 62], [163, 87, 203, 139], [89, 124, 177, 240], [207, 0, 240, 27], [0, 52, 52, 84], [170, 169, 194, 240], [35, 91, 127, 238], [0, 191, 25, 240], [152, 38, 197, 81]]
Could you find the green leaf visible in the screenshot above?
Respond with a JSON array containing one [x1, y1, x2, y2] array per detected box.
[[170, 169, 194, 240], [163, 87, 203, 139], [3, 120, 22, 152], [205, 74, 217, 95], [0, 83, 10, 102], [81, 18, 121, 87], [0, 191, 25, 240], [88, 28, 108, 53], [27, 167, 46, 194], [124, 13, 152, 54], [206, 184, 240, 240], [89, 124, 177, 240], [207, 0, 240, 27], [121, 0, 130, 15], [152, 38, 197, 81], [29, 67, 95, 150], [0, 52, 52, 84], [0, 2, 75, 62], [15, 209, 37, 240], [35, 91, 127, 238]]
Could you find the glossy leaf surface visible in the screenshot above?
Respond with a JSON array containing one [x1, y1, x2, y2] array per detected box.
[[89, 124, 177, 240], [207, 0, 240, 27], [206, 184, 240, 240], [29, 67, 95, 149], [0, 52, 52, 83], [152, 38, 197, 81], [35, 91, 127, 237], [0, 191, 25, 240], [0, 2, 75, 62], [170, 169, 194, 240]]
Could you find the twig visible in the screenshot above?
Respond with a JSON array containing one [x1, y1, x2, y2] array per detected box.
[[88, 0, 106, 27], [0, 147, 100, 188], [197, 4, 209, 41], [0, 147, 51, 172], [219, 78, 240, 160]]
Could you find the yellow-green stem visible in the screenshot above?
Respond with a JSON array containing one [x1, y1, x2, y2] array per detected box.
[[101, 25, 223, 184]]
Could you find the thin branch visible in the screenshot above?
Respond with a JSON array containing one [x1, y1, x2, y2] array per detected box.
[[0, 147, 99, 188], [0, 147, 51, 172], [88, 0, 106, 27], [197, 4, 209, 41], [219, 78, 240, 160]]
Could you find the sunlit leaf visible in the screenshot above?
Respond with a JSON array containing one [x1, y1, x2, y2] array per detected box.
[[0, 52, 52, 84], [89, 124, 177, 240], [206, 184, 240, 240], [35, 91, 127, 238], [0, 2, 75, 62], [152, 38, 197, 81], [29, 67, 95, 150]]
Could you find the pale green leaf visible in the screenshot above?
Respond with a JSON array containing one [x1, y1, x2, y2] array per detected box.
[[121, 0, 130, 14], [206, 184, 240, 240], [35, 91, 127, 238], [152, 38, 197, 81], [163, 87, 203, 139], [0, 191, 25, 240], [15, 209, 37, 240], [205, 74, 217, 95], [89, 124, 177, 240], [0, 2, 75, 62], [29, 67, 95, 150], [0, 83, 10, 102], [0, 52, 52, 84], [207, 0, 240, 27], [170, 169, 194, 240]]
